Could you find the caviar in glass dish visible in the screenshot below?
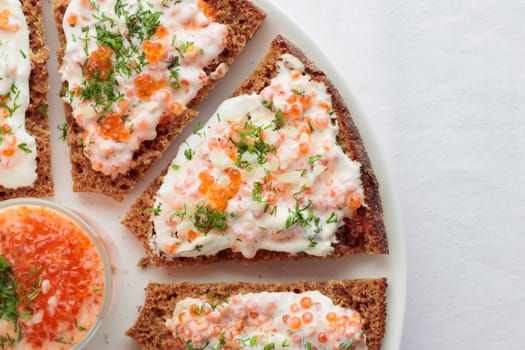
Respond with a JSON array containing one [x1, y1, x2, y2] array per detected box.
[[0, 198, 112, 349]]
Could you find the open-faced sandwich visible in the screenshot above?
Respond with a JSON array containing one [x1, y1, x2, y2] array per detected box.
[[0, 0, 53, 199], [54, 0, 266, 201], [127, 279, 387, 350], [123, 35, 388, 267]]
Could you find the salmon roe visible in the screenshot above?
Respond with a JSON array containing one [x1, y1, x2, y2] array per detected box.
[[84, 45, 113, 81], [197, 0, 215, 18], [0, 8, 18, 31], [0, 205, 106, 348], [143, 40, 166, 63], [99, 113, 130, 141], [198, 168, 241, 211], [134, 73, 167, 100]]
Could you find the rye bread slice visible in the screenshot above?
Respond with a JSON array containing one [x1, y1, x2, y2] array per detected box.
[[123, 35, 388, 267], [0, 0, 54, 199], [126, 279, 387, 350], [53, 0, 266, 202]]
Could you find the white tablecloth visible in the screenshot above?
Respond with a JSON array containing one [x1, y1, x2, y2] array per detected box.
[[278, 1, 525, 348]]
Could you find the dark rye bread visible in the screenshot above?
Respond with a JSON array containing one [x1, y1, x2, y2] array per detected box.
[[53, 0, 266, 202], [123, 35, 388, 267], [126, 279, 387, 350], [0, 0, 53, 199]]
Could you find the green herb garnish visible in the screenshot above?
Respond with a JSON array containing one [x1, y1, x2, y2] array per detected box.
[[192, 204, 228, 233], [184, 148, 194, 160], [326, 212, 338, 224], [55, 337, 73, 345], [307, 155, 322, 165], [145, 202, 162, 216], [231, 121, 275, 168], [339, 338, 355, 350], [17, 144, 32, 154], [0, 256, 20, 328], [39, 104, 48, 116]]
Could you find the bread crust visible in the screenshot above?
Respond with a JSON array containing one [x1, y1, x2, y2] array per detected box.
[[126, 279, 387, 350], [0, 0, 54, 199], [122, 35, 388, 267], [53, 0, 266, 201]]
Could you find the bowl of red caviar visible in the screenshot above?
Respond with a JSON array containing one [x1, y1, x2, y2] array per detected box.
[[0, 198, 112, 349]]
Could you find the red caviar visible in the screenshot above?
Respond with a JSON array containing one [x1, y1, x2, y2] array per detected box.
[[198, 169, 241, 211], [143, 40, 166, 63], [99, 113, 130, 141], [0, 205, 105, 348], [134, 73, 167, 100], [197, 0, 216, 18], [84, 46, 113, 81]]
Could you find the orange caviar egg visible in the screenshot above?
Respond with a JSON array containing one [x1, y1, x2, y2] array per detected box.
[[290, 303, 300, 313], [0, 108, 9, 118], [169, 101, 184, 116], [1, 146, 15, 157], [267, 193, 277, 206], [289, 104, 303, 119], [99, 113, 130, 142], [318, 100, 331, 112], [226, 168, 241, 183], [188, 230, 199, 241], [134, 73, 167, 100], [348, 192, 362, 211], [0, 9, 18, 31], [189, 303, 201, 317], [199, 170, 215, 185], [155, 25, 169, 38], [198, 0, 216, 18], [208, 186, 229, 211], [287, 316, 302, 330], [326, 312, 337, 322], [291, 70, 302, 79], [164, 242, 179, 254], [301, 312, 313, 323], [312, 113, 330, 130], [317, 332, 328, 343], [198, 184, 208, 195], [225, 148, 237, 161], [300, 296, 312, 309], [208, 137, 218, 149], [66, 13, 78, 26], [143, 40, 166, 63], [300, 94, 313, 108], [84, 46, 113, 81], [299, 142, 310, 156], [286, 94, 298, 104]]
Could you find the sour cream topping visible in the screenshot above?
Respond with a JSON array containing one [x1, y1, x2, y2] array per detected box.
[[59, 0, 227, 176], [166, 291, 367, 350], [0, 0, 38, 188], [151, 53, 365, 259]]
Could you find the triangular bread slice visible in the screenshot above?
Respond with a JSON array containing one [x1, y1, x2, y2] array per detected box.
[[126, 279, 387, 350], [53, 0, 266, 201], [0, 0, 53, 199], [123, 35, 388, 267]]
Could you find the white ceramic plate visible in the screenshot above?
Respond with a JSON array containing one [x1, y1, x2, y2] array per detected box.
[[41, 0, 406, 348]]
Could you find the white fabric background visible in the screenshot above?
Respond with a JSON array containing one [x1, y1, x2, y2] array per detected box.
[[276, 1, 525, 349]]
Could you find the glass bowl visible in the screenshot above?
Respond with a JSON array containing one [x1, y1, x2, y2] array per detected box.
[[0, 198, 113, 349]]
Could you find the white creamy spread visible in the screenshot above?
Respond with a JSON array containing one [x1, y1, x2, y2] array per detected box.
[[59, 0, 227, 176], [166, 291, 367, 350], [0, 0, 38, 188], [151, 54, 365, 259]]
